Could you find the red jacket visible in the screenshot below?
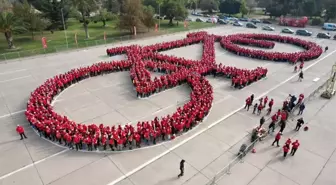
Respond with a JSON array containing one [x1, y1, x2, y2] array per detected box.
[[283, 146, 289, 153], [275, 133, 281, 140], [16, 126, 24, 134], [292, 141, 300, 149]]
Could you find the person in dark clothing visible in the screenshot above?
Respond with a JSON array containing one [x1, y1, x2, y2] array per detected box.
[[298, 103, 305, 115], [279, 121, 286, 134], [295, 118, 304, 131], [325, 46, 328, 52], [253, 103, 258, 114], [250, 94, 254, 104], [298, 71, 304, 82], [259, 116, 265, 128], [178, 159, 185, 178]]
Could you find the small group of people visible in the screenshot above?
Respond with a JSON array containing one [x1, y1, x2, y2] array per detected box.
[[272, 134, 300, 158], [244, 94, 275, 116]]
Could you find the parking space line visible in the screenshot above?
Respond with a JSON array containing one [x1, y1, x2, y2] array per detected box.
[[0, 69, 28, 75], [0, 75, 31, 83]]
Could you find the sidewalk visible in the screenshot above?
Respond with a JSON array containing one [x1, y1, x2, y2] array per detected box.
[[214, 90, 336, 185]]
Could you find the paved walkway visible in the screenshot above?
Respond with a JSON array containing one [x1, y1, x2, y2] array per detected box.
[[0, 25, 335, 185]]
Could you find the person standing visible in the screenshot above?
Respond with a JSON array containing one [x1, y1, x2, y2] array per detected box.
[[253, 103, 258, 114], [298, 103, 305, 115], [283, 145, 290, 158], [16, 125, 27, 140], [245, 97, 251, 111], [250, 94, 254, 105], [259, 116, 265, 128], [298, 71, 304, 82], [285, 138, 292, 148], [291, 140, 300, 156], [178, 159, 185, 178], [272, 132, 281, 147], [295, 118, 304, 131]]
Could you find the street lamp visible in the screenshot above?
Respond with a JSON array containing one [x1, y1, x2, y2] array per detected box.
[[61, 8, 68, 48]]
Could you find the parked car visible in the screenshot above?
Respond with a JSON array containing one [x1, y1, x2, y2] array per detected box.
[[204, 14, 210, 17], [239, 17, 249, 22], [246, 22, 257, 28], [233, 21, 243, 26], [262, 25, 275, 31], [322, 23, 336, 31], [196, 18, 205, 22], [262, 20, 272, 24], [317, 32, 331, 39], [185, 18, 193, 22], [251, 19, 261, 24], [334, 35, 336, 40], [206, 18, 217, 23], [281, 28, 295, 34], [218, 19, 229, 24], [296, 29, 312, 36]]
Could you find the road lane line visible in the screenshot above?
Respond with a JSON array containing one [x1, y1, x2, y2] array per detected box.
[[0, 75, 31, 83]]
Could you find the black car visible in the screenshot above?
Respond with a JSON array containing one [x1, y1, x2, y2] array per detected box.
[[246, 22, 257, 28], [262, 20, 272, 24], [296, 29, 312, 36], [317, 33, 331, 39], [334, 35, 336, 40], [196, 18, 205, 22]]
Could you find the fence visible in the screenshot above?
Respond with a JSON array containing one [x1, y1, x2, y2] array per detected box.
[[205, 69, 333, 185], [0, 26, 212, 62]]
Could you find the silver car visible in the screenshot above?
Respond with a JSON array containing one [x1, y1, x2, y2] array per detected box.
[[262, 25, 275, 31]]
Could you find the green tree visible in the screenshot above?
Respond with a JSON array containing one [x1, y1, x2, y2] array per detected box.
[[28, 0, 71, 30], [161, 0, 188, 25], [117, 0, 145, 34], [324, 0, 336, 21], [72, 0, 98, 39], [143, 0, 159, 13], [13, 0, 50, 40], [142, 5, 155, 31], [94, 8, 115, 27], [239, 0, 248, 17], [0, 11, 26, 49], [104, 0, 120, 14], [219, 0, 241, 15], [199, 0, 218, 13], [0, 0, 12, 12]]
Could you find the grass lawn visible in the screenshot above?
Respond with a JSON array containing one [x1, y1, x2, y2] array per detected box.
[[0, 19, 216, 60]]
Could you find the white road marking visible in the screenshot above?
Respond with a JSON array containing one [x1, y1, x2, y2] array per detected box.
[[0, 75, 31, 83], [0, 69, 28, 75], [0, 110, 26, 119], [106, 49, 336, 185], [0, 149, 68, 180]]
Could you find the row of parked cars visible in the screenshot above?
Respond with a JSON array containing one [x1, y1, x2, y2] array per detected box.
[[223, 21, 336, 40]]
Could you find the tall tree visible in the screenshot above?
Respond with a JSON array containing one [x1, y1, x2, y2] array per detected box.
[[246, 0, 257, 14], [104, 0, 120, 14], [219, 0, 241, 15], [28, 0, 71, 30], [117, 0, 145, 34], [199, 0, 218, 13], [161, 0, 188, 25], [13, 0, 50, 40], [0, 11, 26, 49], [0, 0, 12, 12], [142, 5, 155, 31], [72, 0, 98, 39], [239, 0, 248, 17], [324, 0, 336, 21]]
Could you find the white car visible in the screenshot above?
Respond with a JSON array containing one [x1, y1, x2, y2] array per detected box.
[[233, 22, 243, 26], [262, 25, 275, 31], [206, 18, 217, 23]]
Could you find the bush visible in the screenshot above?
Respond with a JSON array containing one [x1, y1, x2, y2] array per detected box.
[[311, 18, 323, 26]]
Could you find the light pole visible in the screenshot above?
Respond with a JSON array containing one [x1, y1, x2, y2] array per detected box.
[[159, 4, 161, 30], [61, 8, 68, 48]]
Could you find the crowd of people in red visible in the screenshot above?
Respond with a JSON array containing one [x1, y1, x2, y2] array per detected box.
[[221, 33, 323, 63], [25, 31, 314, 152]]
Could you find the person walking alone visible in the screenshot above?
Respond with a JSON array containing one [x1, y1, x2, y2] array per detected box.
[[272, 132, 281, 147], [178, 159, 185, 178], [295, 118, 304, 131], [16, 125, 27, 140], [291, 140, 300, 156], [298, 103, 305, 115], [259, 116, 265, 128], [298, 71, 304, 82]]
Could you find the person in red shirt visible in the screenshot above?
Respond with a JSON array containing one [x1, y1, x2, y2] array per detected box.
[[109, 138, 115, 151], [16, 125, 27, 140], [272, 132, 281, 147], [283, 145, 290, 158], [285, 138, 292, 148], [244, 97, 251, 111], [291, 140, 300, 156]]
